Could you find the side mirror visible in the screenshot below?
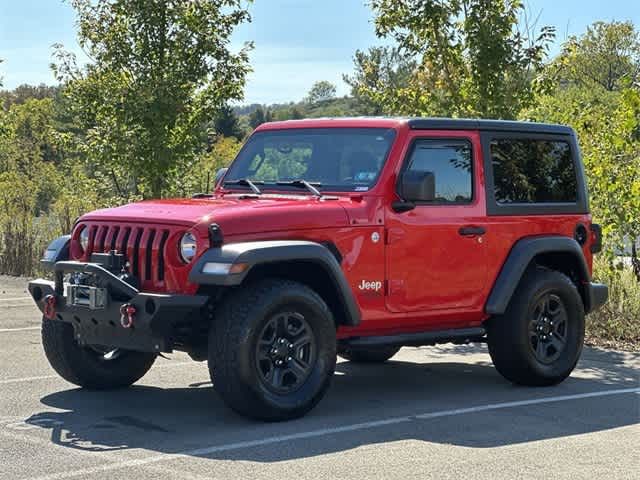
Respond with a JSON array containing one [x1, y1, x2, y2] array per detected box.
[[401, 170, 435, 202], [214, 167, 228, 188]]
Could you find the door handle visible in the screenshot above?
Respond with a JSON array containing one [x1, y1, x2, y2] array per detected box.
[[458, 226, 486, 236]]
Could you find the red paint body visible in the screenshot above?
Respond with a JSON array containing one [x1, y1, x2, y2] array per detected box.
[[71, 118, 594, 340]]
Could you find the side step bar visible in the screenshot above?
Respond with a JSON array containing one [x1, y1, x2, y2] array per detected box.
[[342, 327, 486, 348]]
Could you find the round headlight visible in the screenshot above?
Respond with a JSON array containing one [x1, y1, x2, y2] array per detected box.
[[180, 232, 197, 263], [79, 227, 89, 252]]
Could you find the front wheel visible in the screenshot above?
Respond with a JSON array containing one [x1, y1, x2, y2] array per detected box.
[[41, 319, 157, 389], [487, 268, 585, 386], [210, 279, 336, 421]]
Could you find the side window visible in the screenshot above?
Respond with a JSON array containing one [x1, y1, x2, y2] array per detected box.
[[405, 139, 473, 204], [490, 138, 577, 203]]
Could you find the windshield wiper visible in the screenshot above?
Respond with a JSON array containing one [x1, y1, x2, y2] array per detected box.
[[223, 178, 263, 195], [276, 179, 322, 197]]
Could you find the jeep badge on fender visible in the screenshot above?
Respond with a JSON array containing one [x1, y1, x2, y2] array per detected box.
[[358, 280, 383, 292], [28, 117, 608, 421]]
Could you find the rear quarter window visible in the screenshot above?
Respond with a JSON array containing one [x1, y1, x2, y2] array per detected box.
[[481, 131, 588, 216], [490, 138, 578, 203]]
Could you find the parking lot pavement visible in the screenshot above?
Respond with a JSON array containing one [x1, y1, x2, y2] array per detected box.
[[0, 298, 638, 480]]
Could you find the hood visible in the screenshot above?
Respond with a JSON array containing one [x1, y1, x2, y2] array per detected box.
[[80, 195, 352, 235]]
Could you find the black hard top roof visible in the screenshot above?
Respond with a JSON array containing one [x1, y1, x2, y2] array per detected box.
[[407, 118, 574, 135]]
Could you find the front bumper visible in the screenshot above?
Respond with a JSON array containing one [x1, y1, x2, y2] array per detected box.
[[587, 282, 608, 313], [28, 261, 208, 353]]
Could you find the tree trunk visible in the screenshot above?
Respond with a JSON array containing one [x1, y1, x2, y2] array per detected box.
[[632, 241, 640, 284]]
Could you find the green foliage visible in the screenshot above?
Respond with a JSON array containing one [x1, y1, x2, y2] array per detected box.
[[343, 46, 417, 115], [53, 0, 252, 198], [197, 135, 242, 192], [249, 105, 273, 129], [214, 104, 245, 140], [367, 0, 554, 118], [0, 84, 60, 109], [525, 88, 640, 267], [304, 81, 337, 106], [551, 21, 640, 92], [588, 255, 640, 349]]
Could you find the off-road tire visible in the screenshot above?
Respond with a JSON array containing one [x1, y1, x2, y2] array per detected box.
[[337, 345, 400, 363], [210, 278, 336, 421], [42, 319, 157, 389], [487, 267, 585, 386]]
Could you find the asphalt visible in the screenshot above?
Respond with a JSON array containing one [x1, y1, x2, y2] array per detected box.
[[0, 279, 638, 480]]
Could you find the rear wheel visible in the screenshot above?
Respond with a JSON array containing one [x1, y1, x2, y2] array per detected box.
[[41, 319, 157, 389], [210, 278, 336, 421], [487, 268, 585, 386], [337, 345, 400, 363]]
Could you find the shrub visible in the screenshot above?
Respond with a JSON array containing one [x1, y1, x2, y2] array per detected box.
[[588, 255, 640, 349]]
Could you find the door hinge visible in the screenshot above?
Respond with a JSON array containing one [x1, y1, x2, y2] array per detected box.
[[385, 227, 405, 245]]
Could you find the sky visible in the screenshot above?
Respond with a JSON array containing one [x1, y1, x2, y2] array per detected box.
[[1, 0, 639, 105]]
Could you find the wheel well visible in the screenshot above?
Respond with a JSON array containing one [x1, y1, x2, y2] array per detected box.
[[240, 260, 351, 327], [531, 252, 588, 307]]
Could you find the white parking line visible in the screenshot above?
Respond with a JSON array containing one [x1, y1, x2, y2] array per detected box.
[[0, 326, 41, 333], [0, 297, 33, 305], [24, 386, 640, 480], [0, 375, 57, 385]]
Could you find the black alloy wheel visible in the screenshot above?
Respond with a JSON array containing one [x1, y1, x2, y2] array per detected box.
[[256, 311, 316, 394], [528, 293, 569, 364]]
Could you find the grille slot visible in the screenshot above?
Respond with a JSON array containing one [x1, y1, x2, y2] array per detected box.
[[96, 226, 107, 252], [130, 228, 143, 279], [144, 229, 156, 280], [157, 230, 169, 281], [108, 226, 120, 251]]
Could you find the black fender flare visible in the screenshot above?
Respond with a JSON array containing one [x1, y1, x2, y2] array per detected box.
[[189, 240, 361, 326], [41, 235, 71, 270], [485, 236, 593, 315]]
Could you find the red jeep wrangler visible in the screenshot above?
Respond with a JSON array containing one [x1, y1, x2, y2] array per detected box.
[[29, 118, 608, 421]]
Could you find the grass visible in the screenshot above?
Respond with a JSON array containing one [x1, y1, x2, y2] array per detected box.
[[587, 256, 640, 351]]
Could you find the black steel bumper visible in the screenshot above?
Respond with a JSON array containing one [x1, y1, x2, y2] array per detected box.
[[587, 282, 608, 313], [28, 261, 208, 353]]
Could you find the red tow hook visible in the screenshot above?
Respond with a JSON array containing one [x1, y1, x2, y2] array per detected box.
[[43, 295, 57, 320], [120, 304, 136, 329]]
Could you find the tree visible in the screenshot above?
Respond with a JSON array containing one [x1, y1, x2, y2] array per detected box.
[[552, 21, 640, 92], [525, 86, 640, 280], [200, 135, 241, 188], [53, 0, 252, 198], [249, 106, 265, 128], [305, 81, 337, 105], [214, 104, 244, 140], [289, 106, 304, 119], [367, 0, 555, 118], [343, 46, 417, 115], [249, 105, 272, 129], [1, 84, 60, 109]]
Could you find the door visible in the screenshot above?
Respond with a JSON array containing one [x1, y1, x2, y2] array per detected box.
[[385, 134, 487, 313]]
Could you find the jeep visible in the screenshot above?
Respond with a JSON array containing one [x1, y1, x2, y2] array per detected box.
[[28, 118, 608, 421]]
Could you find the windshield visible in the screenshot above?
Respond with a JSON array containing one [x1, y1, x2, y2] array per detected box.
[[224, 128, 397, 192]]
